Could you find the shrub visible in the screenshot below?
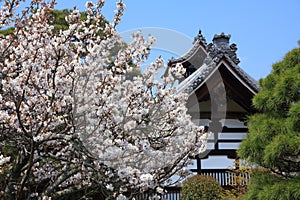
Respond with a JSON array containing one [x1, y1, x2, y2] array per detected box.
[[181, 174, 223, 200]]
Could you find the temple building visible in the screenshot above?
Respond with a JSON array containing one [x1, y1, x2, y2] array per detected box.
[[168, 30, 259, 187]]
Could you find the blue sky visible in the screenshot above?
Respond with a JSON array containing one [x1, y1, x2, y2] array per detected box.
[[54, 0, 300, 80]]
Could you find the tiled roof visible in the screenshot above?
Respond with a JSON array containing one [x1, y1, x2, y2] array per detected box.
[[169, 30, 259, 93]]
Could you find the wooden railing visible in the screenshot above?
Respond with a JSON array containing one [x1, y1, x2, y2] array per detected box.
[[134, 187, 181, 200], [200, 169, 250, 186], [162, 187, 181, 200], [134, 169, 250, 200]]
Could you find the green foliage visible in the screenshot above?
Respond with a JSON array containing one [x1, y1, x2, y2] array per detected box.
[[181, 175, 223, 200], [239, 45, 300, 199], [253, 48, 300, 116], [263, 132, 300, 172], [0, 27, 14, 35], [49, 9, 93, 33], [238, 114, 290, 167], [243, 170, 300, 200], [288, 100, 300, 131], [125, 66, 142, 80], [49, 9, 72, 32], [0, 9, 87, 35]]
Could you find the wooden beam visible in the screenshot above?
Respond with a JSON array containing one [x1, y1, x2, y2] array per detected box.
[[198, 149, 237, 159], [207, 139, 243, 143], [222, 127, 248, 133]]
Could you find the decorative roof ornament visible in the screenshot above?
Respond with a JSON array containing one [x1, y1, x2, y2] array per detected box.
[[213, 32, 231, 42], [207, 32, 240, 65], [193, 29, 207, 46], [169, 31, 259, 93]]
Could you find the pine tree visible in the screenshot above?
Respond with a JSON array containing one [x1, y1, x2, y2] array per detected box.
[[238, 45, 300, 200]]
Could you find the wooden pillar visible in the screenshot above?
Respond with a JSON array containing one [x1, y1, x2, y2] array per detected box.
[[197, 157, 201, 174], [214, 132, 219, 150]]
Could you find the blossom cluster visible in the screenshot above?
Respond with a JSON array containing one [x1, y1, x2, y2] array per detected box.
[[0, 0, 209, 199], [0, 154, 10, 166]]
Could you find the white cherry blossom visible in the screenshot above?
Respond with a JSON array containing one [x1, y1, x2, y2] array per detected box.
[[0, 0, 209, 199]]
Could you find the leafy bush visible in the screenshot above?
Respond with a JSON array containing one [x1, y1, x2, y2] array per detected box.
[[181, 174, 223, 200]]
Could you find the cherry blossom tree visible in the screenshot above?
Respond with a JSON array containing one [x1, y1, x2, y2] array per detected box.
[[0, 0, 209, 199]]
